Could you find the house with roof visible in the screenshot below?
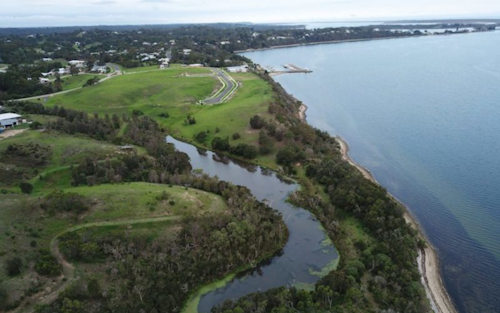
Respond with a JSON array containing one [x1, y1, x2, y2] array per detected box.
[[91, 64, 107, 74], [0, 113, 22, 128], [68, 60, 86, 66]]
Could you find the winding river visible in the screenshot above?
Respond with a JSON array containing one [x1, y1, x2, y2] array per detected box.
[[167, 136, 339, 313]]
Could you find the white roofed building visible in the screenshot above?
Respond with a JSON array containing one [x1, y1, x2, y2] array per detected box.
[[0, 113, 22, 128]]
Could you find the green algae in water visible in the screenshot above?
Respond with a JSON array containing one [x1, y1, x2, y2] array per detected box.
[[182, 273, 236, 313]]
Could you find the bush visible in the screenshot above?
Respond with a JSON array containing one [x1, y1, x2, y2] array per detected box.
[[194, 131, 208, 143], [232, 132, 241, 140], [211, 137, 231, 151], [42, 190, 89, 215], [132, 110, 144, 116], [230, 144, 258, 159], [5, 257, 22, 276], [29, 121, 43, 130], [19, 182, 33, 194], [159, 112, 169, 118], [276, 145, 306, 166], [249, 115, 265, 129], [35, 249, 61, 277]]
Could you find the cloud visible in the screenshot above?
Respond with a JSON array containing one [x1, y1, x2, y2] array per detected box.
[[93, 0, 117, 5], [0, 0, 499, 27]]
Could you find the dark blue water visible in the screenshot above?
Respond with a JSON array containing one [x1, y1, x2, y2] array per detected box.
[[167, 137, 338, 312], [243, 31, 500, 313]]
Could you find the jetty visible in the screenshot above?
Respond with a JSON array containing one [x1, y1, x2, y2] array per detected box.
[[270, 63, 312, 75]]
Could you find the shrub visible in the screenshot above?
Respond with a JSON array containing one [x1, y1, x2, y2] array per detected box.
[[42, 190, 89, 215], [29, 121, 43, 130], [230, 144, 258, 159], [276, 145, 306, 166], [5, 257, 22, 276], [35, 249, 61, 277], [19, 182, 33, 194], [194, 131, 208, 143], [232, 132, 241, 140], [211, 137, 231, 151], [249, 115, 265, 129]]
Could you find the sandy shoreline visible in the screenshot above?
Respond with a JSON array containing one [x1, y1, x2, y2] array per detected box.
[[335, 136, 457, 313]]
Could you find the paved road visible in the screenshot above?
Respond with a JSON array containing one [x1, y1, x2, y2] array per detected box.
[[203, 69, 237, 105]]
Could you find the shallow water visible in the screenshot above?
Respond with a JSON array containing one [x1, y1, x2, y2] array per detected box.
[[166, 137, 338, 312], [242, 31, 500, 313]]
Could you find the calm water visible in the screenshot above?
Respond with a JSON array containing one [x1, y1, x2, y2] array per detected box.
[[166, 137, 338, 312], [243, 31, 500, 313]]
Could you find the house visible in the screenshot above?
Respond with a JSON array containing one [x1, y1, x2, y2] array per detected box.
[[0, 113, 22, 128], [58, 67, 69, 75], [183, 49, 192, 56], [91, 64, 107, 74], [227, 65, 248, 73], [68, 60, 85, 66], [42, 57, 53, 62], [39, 78, 50, 84]]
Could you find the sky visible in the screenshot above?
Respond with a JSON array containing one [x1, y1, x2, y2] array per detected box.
[[1, 0, 499, 28]]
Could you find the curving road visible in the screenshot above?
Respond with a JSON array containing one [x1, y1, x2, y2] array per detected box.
[[203, 69, 238, 105]]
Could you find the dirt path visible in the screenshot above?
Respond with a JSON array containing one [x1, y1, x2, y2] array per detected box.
[[336, 136, 457, 313], [0, 129, 28, 140], [16, 215, 181, 313]]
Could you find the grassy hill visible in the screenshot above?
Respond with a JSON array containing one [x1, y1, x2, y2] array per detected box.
[[0, 183, 227, 308], [45, 68, 278, 167]]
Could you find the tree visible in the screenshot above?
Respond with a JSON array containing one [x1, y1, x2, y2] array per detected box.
[[87, 279, 101, 298], [19, 182, 33, 194], [70, 66, 79, 76], [276, 145, 305, 166], [212, 137, 230, 151], [195, 131, 208, 143], [249, 115, 265, 129], [5, 257, 22, 276]]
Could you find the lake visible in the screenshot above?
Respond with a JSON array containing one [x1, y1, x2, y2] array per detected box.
[[243, 31, 500, 313]]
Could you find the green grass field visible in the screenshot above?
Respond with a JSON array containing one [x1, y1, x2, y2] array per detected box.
[[46, 68, 217, 116]]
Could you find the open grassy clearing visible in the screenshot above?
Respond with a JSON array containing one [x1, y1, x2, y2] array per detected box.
[[69, 182, 228, 222], [0, 183, 226, 304]]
